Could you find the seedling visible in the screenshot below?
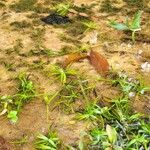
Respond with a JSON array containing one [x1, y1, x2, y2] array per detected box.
[[50, 65, 77, 85], [89, 125, 123, 150], [0, 73, 36, 123], [54, 3, 72, 16], [83, 103, 150, 150], [7, 110, 18, 123], [99, 73, 150, 96], [82, 21, 98, 32], [44, 91, 60, 121], [76, 102, 112, 124], [109, 11, 142, 42], [0, 95, 13, 116], [16, 73, 36, 110], [55, 80, 80, 112], [35, 131, 60, 150]]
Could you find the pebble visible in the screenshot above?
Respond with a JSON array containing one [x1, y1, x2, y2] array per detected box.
[[141, 62, 150, 73]]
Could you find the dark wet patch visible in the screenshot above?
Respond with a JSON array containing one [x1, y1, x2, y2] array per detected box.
[[41, 13, 71, 25]]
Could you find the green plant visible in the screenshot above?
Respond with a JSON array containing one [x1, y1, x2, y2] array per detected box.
[[82, 21, 98, 32], [126, 134, 149, 150], [16, 73, 36, 110], [35, 131, 60, 150], [0, 73, 36, 122], [100, 73, 150, 96], [0, 95, 13, 116], [46, 74, 94, 113], [76, 102, 112, 124], [114, 74, 150, 96], [89, 125, 123, 150], [55, 80, 80, 112], [77, 95, 150, 150], [109, 11, 142, 42], [90, 128, 107, 146], [50, 65, 77, 85], [54, 3, 72, 16], [44, 91, 60, 121], [7, 110, 18, 123]]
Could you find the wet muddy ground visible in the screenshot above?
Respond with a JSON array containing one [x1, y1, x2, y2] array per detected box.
[[0, 0, 150, 149]]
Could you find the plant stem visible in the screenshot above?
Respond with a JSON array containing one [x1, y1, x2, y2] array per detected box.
[[78, 78, 89, 104], [45, 90, 60, 122], [132, 31, 136, 43]]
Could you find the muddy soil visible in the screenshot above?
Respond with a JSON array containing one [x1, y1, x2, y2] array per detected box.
[[0, 0, 150, 149]]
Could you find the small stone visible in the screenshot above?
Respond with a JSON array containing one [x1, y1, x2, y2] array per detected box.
[[138, 50, 143, 55], [89, 31, 98, 45], [129, 92, 136, 98], [141, 62, 150, 72]]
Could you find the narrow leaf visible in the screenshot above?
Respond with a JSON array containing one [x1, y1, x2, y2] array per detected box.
[[130, 11, 142, 30], [109, 21, 129, 30], [106, 125, 117, 144]]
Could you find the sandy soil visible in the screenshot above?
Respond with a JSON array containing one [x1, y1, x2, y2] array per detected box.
[[0, 0, 150, 149]]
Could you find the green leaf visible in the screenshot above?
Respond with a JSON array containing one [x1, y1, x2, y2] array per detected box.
[[37, 134, 49, 141], [48, 139, 56, 148], [7, 110, 18, 123], [130, 11, 142, 30], [109, 21, 129, 30], [55, 3, 70, 16], [106, 125, 117, 144], [79, 140, 84, 150], [36, 144, 55, 150]]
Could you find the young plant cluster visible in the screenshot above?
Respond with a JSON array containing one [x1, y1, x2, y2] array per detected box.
[[0, 74, 36, 123], [74, 72, 150, 150], [76, 97, 150, 150], [35, 131, 61, 150], [109, 11, 142, 42], [44, 65, 94, 114]]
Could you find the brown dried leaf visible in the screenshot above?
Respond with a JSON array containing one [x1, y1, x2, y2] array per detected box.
[[89, 50, 109, 75], [63, 53, 88, 67]]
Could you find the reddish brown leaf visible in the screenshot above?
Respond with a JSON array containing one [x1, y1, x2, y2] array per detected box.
[[89, 50, 109, 75], [63, 53, 88, 67]]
